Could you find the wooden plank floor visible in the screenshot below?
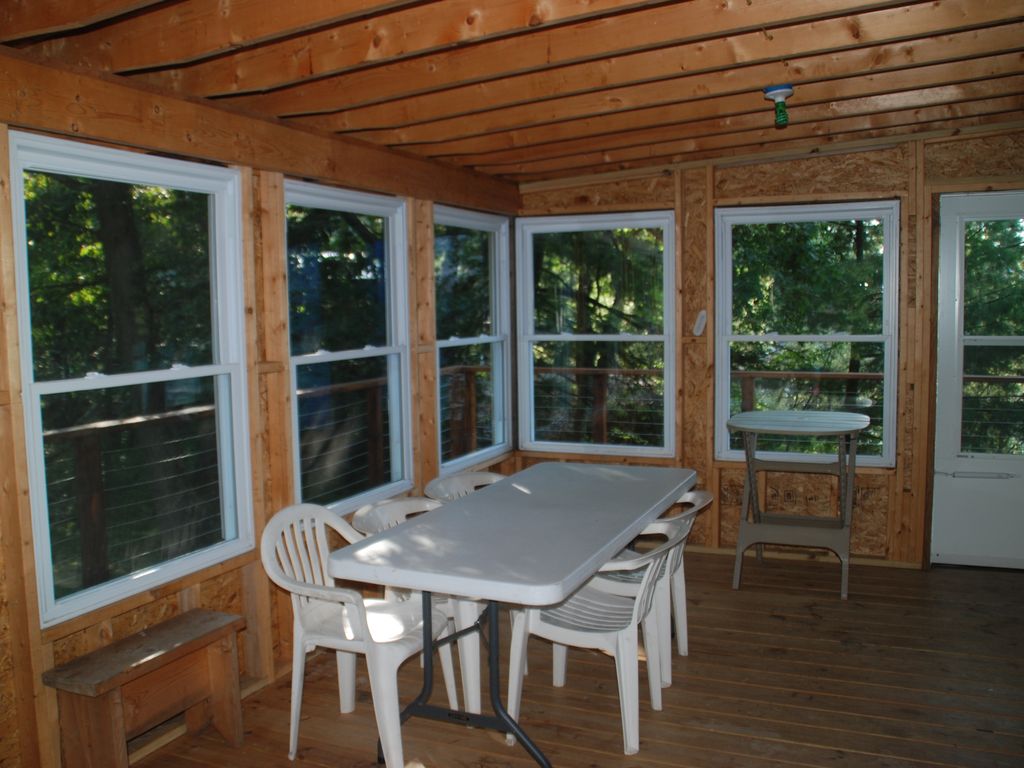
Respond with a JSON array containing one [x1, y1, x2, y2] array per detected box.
[[137, 552, 1024, 767]]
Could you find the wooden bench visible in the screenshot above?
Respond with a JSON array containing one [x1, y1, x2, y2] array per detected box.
[[42, 609, 246, 768]]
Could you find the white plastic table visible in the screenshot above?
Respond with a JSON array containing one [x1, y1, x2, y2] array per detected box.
[[328, 461, 696, 767], [728, 410, 869, 600]]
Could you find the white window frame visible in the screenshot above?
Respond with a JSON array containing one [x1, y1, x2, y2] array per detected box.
[[434, 205, 512, 474], [516, 211, 676, 457], [714, 200, 900, 467], [10, 131, 253, 628], [284, 180, 413, 511]]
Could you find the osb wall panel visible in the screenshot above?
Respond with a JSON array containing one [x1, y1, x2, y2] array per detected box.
[[714, 145, 910, 199], [852, 473, 889, 557], [925, 131, 1024, 181], [714, 466, 889, 558], [680, 167, 713, 546], [716, 467, 746, 549], [519, 174, 675, 215]]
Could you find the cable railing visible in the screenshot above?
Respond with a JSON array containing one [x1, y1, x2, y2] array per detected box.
[[44, 364, 1023, 594]]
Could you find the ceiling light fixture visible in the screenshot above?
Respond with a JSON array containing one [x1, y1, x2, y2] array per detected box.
[[763, 84, 794, 128]]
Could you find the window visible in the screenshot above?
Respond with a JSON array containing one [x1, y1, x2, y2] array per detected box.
[[10, 132, 252, 627], [285, 181, 411, 507], [714, 201, 899, 465], [434, 206, 511, 470], [516, 212, 675, 456]]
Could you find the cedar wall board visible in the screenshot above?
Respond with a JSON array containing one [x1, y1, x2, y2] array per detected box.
[[0, 571, 17, 766]]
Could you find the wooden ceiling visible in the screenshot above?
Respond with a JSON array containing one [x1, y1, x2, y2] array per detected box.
[[3, 0, 1022, 189]]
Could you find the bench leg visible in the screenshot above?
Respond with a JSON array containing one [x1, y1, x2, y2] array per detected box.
[[57, 689, 129, 768], [206, 634, 244, 746]]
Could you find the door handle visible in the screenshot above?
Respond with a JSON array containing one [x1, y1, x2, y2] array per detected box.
[[935, 471, 1018, 480]]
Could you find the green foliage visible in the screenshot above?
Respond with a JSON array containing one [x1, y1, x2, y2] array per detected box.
[[286, 205, 387, 354], [435, 224, 492, 339]]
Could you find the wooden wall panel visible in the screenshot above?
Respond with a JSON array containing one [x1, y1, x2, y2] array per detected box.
[[519, 175, 675, 214], [925, 132, 1024, 182], [714, 145, 910, 200], [852, 473, 890, 558]]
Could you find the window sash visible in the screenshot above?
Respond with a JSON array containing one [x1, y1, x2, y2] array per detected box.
[[10, 131, 252, 627], [714, 201, 899, 466], [516, 211, 675, 457], [434, 206, 511, 472], [285, 181, 412, 508]]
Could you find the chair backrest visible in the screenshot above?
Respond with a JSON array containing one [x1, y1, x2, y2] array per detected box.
[[351, 497, 441, 535], [424, 471, 505, 501], [261, 503, 367, 612], [598, 515, 694, 623]]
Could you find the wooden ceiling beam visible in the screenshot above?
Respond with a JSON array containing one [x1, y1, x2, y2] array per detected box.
[[474, 85, 1024, 176], [313, 0, 1021, 133], [0, 48, 520, 212], [430, 54, 1024, 164], [325, 23, 1024, 144], [17, 0, 428, 71], [215, 0, 914, 112], [136, 0, 665, 97], [0, 0, 162, 43]]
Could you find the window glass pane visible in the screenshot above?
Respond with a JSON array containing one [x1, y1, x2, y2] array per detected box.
[[296, 356, 397, 503], [730, 219, 885, 336], [533, 228, 664, 335], [439, 344, 499, 461], [287, 205, 388, 355], [963, 219, 1024, 337], [25, 171, 213, 380], [729, 341, 884, 455], [961, 345, 1024, 455], [532, 341, 664, 446], [41, 376, 229, 599], [435, 224, 492, 339]]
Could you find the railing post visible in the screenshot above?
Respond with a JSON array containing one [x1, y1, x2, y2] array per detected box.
[[740, 373, 755, 412], [73, 432, 109, 588], [367, 386, 384, 485], [592, 370, 609, 443], [463, 368, 478, 452]]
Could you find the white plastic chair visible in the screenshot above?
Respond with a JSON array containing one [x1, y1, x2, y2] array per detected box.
[[351, 496, 480, 712], [424, 470, 505, 500], [506, 517, 691, 755], [592, 489, 712, 686], [420, 472, 506, 710], [261, 503, 458, 766]]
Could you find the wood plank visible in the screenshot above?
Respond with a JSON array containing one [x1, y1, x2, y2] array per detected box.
[[222, 0, 918, 116], [18, 0, 426, 70], [135, 553, 1024, 768], [0, 48, 520, 214], [325, 22, 1024, 142], [316, 0, 1016, 133], [135, 0, 665, 97], [475, 92, 1024, 178], [438, 55, 1024, 165], [0, 1, 162, 42]]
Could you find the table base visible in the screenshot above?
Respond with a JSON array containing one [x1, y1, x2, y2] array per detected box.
[[379, 595, 551, 767]]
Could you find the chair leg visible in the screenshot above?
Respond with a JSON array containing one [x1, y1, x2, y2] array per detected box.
[[671, 562, 689, 657], [613, 628, 641, 755], [505, 609, 530, 746], [641, 612, 662, 711], [336, 650, 357, 713], [437, 635, 460, 711], [288, 639, 308, 760], [551, 643, 568, 687], [654, 579, 672, 688], [453, 598, 483, 714], [365, 653, 406, 768]]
